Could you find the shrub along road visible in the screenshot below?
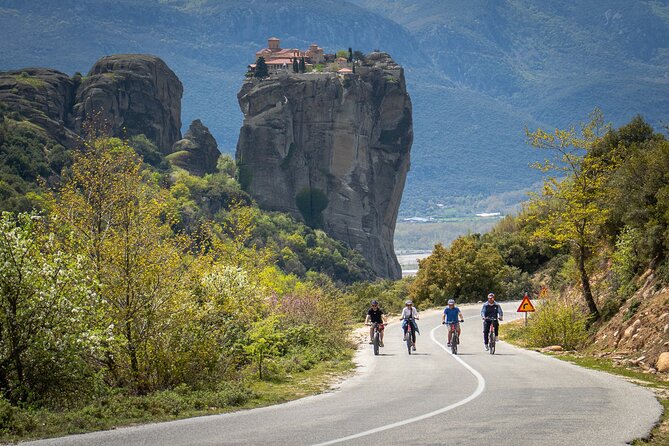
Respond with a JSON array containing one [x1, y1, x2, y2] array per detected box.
[[24, 303, 661, 445]]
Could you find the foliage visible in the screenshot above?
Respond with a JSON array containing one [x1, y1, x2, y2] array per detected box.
[[244, 315, 286, 380], [0, 212, 95, 406], [525, 109, 615, 319], [254, 57, 268, 78], [526, 299, 589, 350], [0, 117, 70, 212], [251, 212, 375, 284], [127, 134, 169, 171], [409, 234, 533, 307], [0, 131, 364, 436], [47, 137, 195, 394]]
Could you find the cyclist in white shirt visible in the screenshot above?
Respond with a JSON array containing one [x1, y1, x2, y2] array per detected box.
[[400, 300, 419, 351]]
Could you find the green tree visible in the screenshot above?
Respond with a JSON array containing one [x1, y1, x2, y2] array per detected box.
[[254, 57, 268, 78], [49, 137, 192, 393], [0, 212, 93, 404], [244, 315, 285, 379], [525, 110, 615, 320]]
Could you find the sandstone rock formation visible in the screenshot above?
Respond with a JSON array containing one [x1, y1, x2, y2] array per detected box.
[[71, 55, 183, 152], [0, 68, 79, 147], [169, 119, 220, 176], [656, 352, 669, 373], [236, 52, 412, 279], [0, 55, 184, 154]]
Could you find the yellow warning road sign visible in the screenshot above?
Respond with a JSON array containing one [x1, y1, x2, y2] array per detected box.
[[517, 295, 536, 312], [539, 286, 548, 298]]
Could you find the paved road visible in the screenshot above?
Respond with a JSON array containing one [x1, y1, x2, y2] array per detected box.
[[25, 302, 662, 446]]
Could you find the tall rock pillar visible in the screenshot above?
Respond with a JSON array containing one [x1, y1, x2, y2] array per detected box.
[[236, 52, 412, 279]]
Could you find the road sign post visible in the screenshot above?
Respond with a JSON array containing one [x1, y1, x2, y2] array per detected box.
[[517, 292, 536, 326]]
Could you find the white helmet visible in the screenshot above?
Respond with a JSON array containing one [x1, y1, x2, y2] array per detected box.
[[448, 299, 455, 305]]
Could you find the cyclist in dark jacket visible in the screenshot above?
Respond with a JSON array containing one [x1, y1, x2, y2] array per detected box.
[[481, 293, 503, 350], [365, 300, 387, 346]]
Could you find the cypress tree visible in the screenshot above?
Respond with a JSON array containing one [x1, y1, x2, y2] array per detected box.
[[255, 56, 269, 78], [299, 57, 306, 73]]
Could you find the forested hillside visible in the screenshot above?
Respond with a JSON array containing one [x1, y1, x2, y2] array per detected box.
[[3, 0, 668, 216], [410, 112, 669, 369]]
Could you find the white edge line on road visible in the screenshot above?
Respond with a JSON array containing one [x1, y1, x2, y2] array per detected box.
[[311, 320, 486, 446]]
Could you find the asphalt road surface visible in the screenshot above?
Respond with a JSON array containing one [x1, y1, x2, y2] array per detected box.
[[24, 302, 662, 446]]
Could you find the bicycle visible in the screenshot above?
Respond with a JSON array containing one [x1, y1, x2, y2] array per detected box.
[[443, 321, 462, 354], [403, 317, 416, 355], [367, 322, 384, 355], [484, 317, 498, 354]]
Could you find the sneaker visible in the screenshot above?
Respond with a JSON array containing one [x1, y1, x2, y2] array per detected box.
[[412, 345, 416, 351], [447, 343, 451, 347], [368, 341, 373, 344], [484, 344, 489, 351], [403, 334, 407, 341]]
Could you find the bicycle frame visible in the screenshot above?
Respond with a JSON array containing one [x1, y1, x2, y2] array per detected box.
[[485, 317, 497, 354], [371, 322, 384, 355], [404, 317, 415, 354], [446, 321, 459, 354]]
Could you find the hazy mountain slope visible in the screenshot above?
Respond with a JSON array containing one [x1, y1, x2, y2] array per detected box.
[[353, 0, 669, 127], [353, 0, 669, 215]]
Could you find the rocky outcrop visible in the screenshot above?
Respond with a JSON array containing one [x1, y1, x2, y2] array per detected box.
[[0, 55, 184, 153], [236, 52, 412, 279], [169, 119, 220, 176], [0, 68, 79, 147], [71, 55, 183, 152]]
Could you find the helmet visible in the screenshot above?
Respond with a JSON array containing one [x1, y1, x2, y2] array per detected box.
[[447, 299, 455, 305], [371, 300, 378, 305], [405, 300, 413, 305], [487, 293, 495, 299]]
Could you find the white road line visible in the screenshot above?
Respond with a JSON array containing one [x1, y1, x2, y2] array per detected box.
[[311, 319, 486, 446]]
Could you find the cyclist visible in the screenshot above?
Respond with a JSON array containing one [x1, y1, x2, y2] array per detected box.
[[481, 292, 503, 350], [400, 300, 419, 351], [442, 299, 464, 347], [365, 300, 387, 347]]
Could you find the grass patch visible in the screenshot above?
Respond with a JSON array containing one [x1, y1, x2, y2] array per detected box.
[[498, 319, 534, 348], [13, 72, 46, 89], [500, 322, 668, 445], [0, 355, 355, 443]]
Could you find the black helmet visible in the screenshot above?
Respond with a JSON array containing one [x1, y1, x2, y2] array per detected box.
[[371, 300, 378, 305]]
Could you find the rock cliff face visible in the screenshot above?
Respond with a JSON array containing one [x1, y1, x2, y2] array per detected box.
[[170, 119, 220, 176], [236, 52, 412, 279], [0, 68, 79, 147], [71, 55, 183, 152], [0, 54, 183, 152]]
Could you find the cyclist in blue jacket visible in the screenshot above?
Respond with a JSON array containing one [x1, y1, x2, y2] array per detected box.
[[442, 299, 464, 347]]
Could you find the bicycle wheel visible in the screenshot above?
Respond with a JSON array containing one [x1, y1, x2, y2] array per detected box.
[[489, 329, 496, 354], [451, 330, 458, 355], [406, 328, 413, 354], [373, 330, 380, 356]]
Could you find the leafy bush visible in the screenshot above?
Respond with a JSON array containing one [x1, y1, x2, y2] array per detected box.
[[527, 299, 588, 350]]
